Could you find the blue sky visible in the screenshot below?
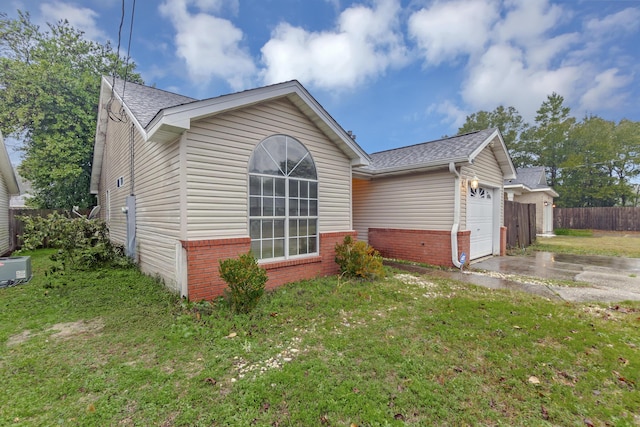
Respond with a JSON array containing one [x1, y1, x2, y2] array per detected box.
[[4, 0, 640, 163]]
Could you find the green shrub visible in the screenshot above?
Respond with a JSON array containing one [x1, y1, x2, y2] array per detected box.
[[19, 212, 127, 270], [218, 253, 268, 314], [334, 235, 385, 280]]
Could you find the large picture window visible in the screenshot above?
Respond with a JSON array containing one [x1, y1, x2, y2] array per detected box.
[[248, 135, 318, 260]]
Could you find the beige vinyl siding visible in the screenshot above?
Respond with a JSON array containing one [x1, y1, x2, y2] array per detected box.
[[99, 108, 132, 245], [134, 131, 181, 290], [461, 146, 505, 229], [185, 98, 352, 239], [0, 173, 9, 254], [352, 171, 455, 244], [98, 99, 181, 290]]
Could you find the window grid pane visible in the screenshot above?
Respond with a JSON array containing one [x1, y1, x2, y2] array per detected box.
[[249, 136, 319, 261]]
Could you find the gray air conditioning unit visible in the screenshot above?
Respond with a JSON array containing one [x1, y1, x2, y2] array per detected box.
[[0, 256, 32, 288]]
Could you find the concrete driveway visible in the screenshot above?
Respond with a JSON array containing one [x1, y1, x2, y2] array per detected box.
[[471, 252, 640, 303]]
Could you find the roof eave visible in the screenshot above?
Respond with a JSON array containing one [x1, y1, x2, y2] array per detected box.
[[90, 77, 148, 194], [0, 131, 19, 195], [145, 81, 370, 166], [469, 129, 517, 179], [354, 156, 470, 178]]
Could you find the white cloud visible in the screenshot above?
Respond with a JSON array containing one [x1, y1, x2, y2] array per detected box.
[[493, 0, 565, 46], [408, 0, 498, 65], [428, 100, 467, 128], [416, 0, 634, 125], [39, 1, 107, 41], [159, 0, 255, 90], [580, 68, 632, 112], [260, 0, 407, 90], [462, 43, 581, 119], [585, 7, 640, 36]]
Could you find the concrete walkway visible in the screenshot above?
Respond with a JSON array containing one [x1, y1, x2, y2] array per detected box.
[[471, 252, 640, 302], [387, 252, 640, 303]]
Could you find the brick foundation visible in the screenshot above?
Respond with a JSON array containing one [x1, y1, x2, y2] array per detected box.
[[181, 231, 356, 301], [368, 228, 471, 267]]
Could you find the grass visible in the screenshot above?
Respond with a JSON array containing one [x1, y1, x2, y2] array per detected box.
[[553, 228, 594, 237], [1, 250, 640, 426], [532, 231, 640, 258]]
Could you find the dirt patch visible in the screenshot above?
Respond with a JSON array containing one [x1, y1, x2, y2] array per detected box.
[[6, 318, 105, 347], [6, 330, 34, 347], [49, 319, 105, 340]]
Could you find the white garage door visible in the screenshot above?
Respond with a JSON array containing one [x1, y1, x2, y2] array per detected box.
[[467, 186, 494, 259]]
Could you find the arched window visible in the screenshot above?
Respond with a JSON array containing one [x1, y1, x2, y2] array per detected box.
[[248, 135, 318, 260]]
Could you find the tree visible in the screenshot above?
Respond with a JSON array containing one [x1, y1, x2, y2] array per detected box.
[[527, 93, 575, 188], [560, 116, 620, 207], [457, 105, 531, 168], [0, 11, 142, 208], [610, 119, 640, 206]]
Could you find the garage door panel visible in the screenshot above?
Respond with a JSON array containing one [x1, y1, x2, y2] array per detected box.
[[467, 187, 494, 259]]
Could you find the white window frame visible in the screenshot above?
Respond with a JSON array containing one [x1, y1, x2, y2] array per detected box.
[[248, 135, 318, 261]]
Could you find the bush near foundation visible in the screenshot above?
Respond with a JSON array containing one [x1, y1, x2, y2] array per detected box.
[[219, 253, 268, 314], [334, 235, 384, 280]]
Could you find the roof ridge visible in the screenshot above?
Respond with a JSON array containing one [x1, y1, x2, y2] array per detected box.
[[370, 128, 494, 156]]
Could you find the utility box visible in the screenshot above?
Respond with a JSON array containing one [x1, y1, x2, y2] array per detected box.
[[0, 256, 33, 288]]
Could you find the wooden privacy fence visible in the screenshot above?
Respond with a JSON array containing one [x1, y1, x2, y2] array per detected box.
[[504, 200, 536, 249], [554, 207, 640, 231], [8, 208, 91, 253]]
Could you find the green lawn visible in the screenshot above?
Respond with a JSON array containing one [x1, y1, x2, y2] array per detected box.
[[1, 250, 639, 426], [532, 231, 640, 258]]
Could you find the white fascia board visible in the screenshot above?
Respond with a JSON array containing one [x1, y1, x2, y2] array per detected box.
[[146, 82, 302, 142], [362, 157, 470, 178], [530, 187, 559, 198], [290, 86, 370, 166], [102, 77, 147, 139], [0, 131, 19, 195], [91, 77, 148, 194], [469, 129, 517, 180], [146, 81, 370, 165]]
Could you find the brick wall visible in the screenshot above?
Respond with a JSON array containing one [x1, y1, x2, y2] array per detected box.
[[181, 231, 356, 301], [368, 228, 471, 267]]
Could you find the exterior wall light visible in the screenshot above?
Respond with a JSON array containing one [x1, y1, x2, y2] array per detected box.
[[470, 175, 479, 189], [544, 201, 549, 206]]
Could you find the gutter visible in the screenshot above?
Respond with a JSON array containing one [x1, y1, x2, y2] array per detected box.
[[449, 162, 462, 268]]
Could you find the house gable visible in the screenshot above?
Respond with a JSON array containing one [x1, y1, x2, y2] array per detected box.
[[91, 79, 369, 195]]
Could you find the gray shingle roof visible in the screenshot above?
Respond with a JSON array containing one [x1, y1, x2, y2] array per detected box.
[[361, 128, 497, 172], [109, 77, 197, 128], [505, 166, 548, 189]]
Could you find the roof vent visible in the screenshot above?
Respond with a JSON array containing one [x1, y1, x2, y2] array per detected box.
[[347, 130, 357, 141]]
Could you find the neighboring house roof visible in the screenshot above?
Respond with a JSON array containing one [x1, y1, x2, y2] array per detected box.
[[354, 128, 516, 179], [91, 77, 370, 194], [504, 166, 559, 197], [0, 131, 20, 196]]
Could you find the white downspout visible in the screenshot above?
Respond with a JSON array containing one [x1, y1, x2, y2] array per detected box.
[[449, 162, 462, 268]]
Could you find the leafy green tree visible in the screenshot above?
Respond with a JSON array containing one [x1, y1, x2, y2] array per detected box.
[[610, 119, 640, 206], [0, 11, 142, 208], [527, 93, 575, 188], [457, 105, 531, 168], [560, 116, 620, 207]]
